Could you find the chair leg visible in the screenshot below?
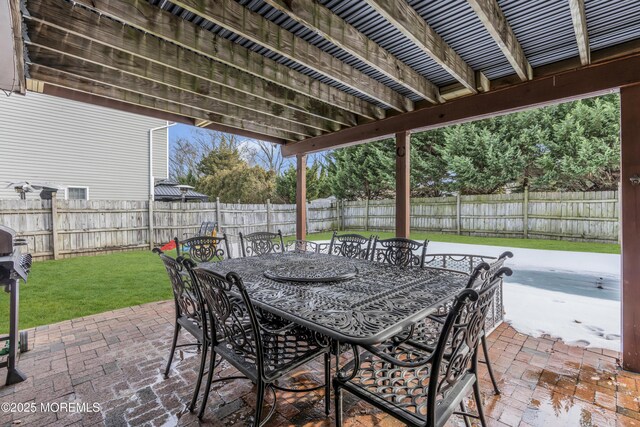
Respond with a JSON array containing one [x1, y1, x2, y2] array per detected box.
[[460, 401, 472, 427], [333, 382, 343, 427], [164, 323, 181, 379], [197, 348, 218, 419], [324, 352, 331, 415], [473, 380, 488, 427], [481, 335, 500, 395], [189, 342, 208, 412], [253, 380, 266, 427]]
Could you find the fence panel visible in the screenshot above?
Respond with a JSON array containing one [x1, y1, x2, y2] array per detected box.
[[0, 190, 619, 260]]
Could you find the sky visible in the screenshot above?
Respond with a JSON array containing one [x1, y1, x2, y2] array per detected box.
[[168, 123, 321, 175]]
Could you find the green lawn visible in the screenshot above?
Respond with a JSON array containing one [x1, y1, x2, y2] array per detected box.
[[0, 250, 172, 333], [297, 230, 620, 254], [0, 231, 618, 333]]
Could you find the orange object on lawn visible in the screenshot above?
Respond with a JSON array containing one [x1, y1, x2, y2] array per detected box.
[[160, 240, 176, 251]]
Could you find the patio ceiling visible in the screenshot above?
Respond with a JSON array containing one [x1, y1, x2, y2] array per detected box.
[[14, 0, 640, 149]]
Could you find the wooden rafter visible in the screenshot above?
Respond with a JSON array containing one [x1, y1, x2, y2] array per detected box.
[[42, 83, 196, 126], [68, 0, 385, 121], [27, 47, 316, 139], [32, 66, 292, 143], [568, 0, 591, 66], [467, 0, 532, 81], [168, 0, 413, 112], [282, 52, 640, 156], [263, 0, 440, 104], [8, 0, 26, 94], [26, 22, 341, 134], [26, 0, 357, 128], [364, 0, 479, 93]]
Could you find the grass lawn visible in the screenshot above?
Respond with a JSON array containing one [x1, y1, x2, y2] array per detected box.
[[0, 250, 172, 333], [298, 230, 621, 255], [0, 231, 618, 333]]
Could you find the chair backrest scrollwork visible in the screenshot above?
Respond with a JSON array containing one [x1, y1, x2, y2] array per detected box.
[[370, 237, 428, 267], [238, 230, 285, 257], [153, 249, 206, 327], [328, 231, 373, 259], [427, 267, 512, 424], [175, 234, 231, 263]]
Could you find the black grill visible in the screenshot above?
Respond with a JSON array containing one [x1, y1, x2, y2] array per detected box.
[[0, 225, 32, 385]]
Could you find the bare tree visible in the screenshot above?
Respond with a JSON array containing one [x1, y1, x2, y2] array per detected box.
[[245, 140, 291, 174], [169, 129, 245, 180]]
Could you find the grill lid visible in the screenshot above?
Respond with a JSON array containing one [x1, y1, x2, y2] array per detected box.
[[0, 225, 17, 256]]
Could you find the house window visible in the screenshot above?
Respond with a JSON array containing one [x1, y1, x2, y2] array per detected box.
[[67, 187, 89, 200]]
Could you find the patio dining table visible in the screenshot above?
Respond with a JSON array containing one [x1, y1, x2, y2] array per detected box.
[[200, 251, 468, 346]]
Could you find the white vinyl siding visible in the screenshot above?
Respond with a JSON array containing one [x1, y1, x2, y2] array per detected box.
[[0, 92, 169, 200]]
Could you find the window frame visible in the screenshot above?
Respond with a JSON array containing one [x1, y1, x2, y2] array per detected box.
[[65, 186, 90, 201]]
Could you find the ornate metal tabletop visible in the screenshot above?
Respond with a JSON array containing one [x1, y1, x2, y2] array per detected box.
[[200, 252, 467, 345]]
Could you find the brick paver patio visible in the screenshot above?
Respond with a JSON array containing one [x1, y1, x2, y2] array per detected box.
[[0, 300, 638, 426]]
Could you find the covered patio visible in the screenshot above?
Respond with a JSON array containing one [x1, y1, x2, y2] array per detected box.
[[3, 0, 640, 425], [1, 300, 638, 427]]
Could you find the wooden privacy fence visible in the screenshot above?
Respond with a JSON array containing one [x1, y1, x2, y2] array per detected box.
[[342, 189, 619, 243], [0, 196, 338, 260], [0, 189, 618, 260]]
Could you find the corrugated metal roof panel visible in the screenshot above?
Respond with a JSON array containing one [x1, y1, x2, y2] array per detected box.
[[585, 0, 640, 52], [147, 0, 640, 110], [498, 0, 578, 68]]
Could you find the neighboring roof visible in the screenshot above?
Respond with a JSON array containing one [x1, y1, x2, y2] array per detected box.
[[154, 179, 209, 201]]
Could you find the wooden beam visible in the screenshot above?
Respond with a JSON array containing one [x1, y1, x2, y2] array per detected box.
[[25, 0, 357, 128], [296, 154, 307, 240], [28, 46, 316, 138], [263, 0, 439, 104], [395, 131, 410, 238], [467, 0, 532, 81], [568, 0, 591, 66], [195, 120, 213, 128], [282, 52, 640, 156], [26, 22, 340, 134], [8, 0, 26, 94], [621, 83, 640, 372], [364, 0, 478, 92], [168, 0, 412, 112], [67, 0, 385, 120], [41, 83, 194, 126], [30, 64, 292, 144]]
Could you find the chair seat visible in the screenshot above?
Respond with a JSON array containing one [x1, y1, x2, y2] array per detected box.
[[177, 315, 205, 342], [337, 347, 476, 427], [214, 323, 328, 383]]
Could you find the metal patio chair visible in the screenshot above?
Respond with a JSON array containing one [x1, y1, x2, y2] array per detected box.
[[370, 236, 429, 267], [285, 239, 319, 253], [421, 251, 514, 394], [328, 231, 373, 260], [333, 268, 511, 427], [186, 264, 332, 424], [175, 234, 232, 263], [238, 230, 285, 257], [152, 249, 210, 409]]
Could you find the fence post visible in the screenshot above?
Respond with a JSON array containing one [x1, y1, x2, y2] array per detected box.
[[216, 197, 222, 232], [340, 200, 345, 231], [148, 198, 154, 250], [456, 193, 461, 235], [266, 199, 272, 232], [51, 191, 60, 260], [523, 186, 529, 239], [364, 198, 370, 231]]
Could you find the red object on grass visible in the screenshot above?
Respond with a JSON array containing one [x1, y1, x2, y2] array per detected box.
[[160, 240, 176, 251]]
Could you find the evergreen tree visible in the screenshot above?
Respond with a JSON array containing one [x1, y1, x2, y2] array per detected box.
[[534, 95, 620, 191], [274, 161, 331, 203], [326, 139, 395, 200]]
